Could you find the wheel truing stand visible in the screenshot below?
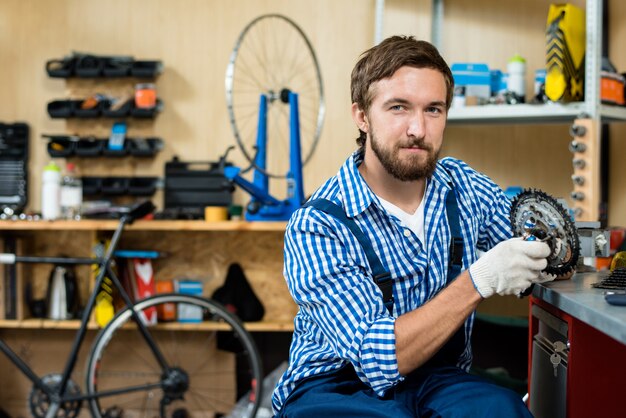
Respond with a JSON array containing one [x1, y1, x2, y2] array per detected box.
[[223, 89, 305, 221]]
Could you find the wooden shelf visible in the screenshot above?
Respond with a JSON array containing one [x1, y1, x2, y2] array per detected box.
[[0, 318, 294, 332], [0, 219, 287, 232]]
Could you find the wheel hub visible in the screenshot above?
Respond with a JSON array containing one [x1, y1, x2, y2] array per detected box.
[[162, 367, 189, 397]]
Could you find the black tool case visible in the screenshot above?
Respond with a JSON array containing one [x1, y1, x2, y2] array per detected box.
[[163, 157, 233, 218], [0, 123, 29, 213]]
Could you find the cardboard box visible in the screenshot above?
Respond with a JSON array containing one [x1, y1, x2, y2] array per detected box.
[[451, 63, 492, 101], [175, 279, 203, 323]]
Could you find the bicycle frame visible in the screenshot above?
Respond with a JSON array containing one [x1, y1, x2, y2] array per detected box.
[[0, 211, 171, 410]]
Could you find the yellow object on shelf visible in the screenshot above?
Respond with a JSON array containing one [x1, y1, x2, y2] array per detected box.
[[204, 206, 228, 222], [545, 3, 586, 102], [610, 251, 626, 271]]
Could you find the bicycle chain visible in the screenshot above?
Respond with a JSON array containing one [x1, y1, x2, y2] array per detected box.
[[510, 188, 579, 276]]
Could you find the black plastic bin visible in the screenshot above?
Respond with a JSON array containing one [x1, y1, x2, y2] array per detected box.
[[129, 137, 163, 157], [102, 58, 133, 77], [130, 60, 163, 78], [82, 177, 103, 196], [75, 138, 105, 157], [73, 99, 102, 118], [45, 57, 75, 78], [47, 100, 75, 118], [46, 136, 76, 157], [102, 99, 132, 118], [101, 177, 129, 195], [128, 177, 158, 196], [74, 55, 104, 77], [130, 99, 162, 118], [102, 139, 130, 157]]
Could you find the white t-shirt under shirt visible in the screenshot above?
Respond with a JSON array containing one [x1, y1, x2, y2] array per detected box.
[[376, 181, 427, 244]]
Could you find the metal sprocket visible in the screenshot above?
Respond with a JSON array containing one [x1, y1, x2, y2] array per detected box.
[[29, 373, 82, 418], [510, 189, 579, 276]]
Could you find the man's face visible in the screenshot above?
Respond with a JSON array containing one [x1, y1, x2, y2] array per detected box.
[[362, 66, 448, 181]]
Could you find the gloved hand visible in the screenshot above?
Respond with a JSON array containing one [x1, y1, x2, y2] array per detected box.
[[469, 237, 551, 298]]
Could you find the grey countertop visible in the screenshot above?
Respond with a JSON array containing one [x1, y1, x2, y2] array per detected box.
[[533, 271, 626, 345]]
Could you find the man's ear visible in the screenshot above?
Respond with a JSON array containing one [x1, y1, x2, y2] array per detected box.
[[351, 103, 369, 133]]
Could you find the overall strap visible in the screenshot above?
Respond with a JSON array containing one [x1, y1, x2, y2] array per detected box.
[[426, 171, 467, 368], [303, 198, 394, 315], [445, 188, 464, 282]]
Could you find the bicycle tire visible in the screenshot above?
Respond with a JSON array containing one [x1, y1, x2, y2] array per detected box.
[[85, 294, 263, 418]]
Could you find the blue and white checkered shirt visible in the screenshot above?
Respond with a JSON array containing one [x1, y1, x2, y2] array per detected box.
[[272, 151, 512, 413]]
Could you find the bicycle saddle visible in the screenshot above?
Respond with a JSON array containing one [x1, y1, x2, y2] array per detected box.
[[126, 200, 155, 222]]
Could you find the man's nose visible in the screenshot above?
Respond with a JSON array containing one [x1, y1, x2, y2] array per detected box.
[[407, 112, 426, 138]]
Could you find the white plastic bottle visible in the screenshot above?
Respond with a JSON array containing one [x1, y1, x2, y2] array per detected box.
[[41, 161, 61, 220], [507, 54, 527, 102], [60, 162, 83, 220]]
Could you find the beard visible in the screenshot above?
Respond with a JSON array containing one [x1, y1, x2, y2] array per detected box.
[[370, 131, 440, 181]]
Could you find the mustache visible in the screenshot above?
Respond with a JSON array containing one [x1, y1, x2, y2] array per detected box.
[[397, 138, 433, 151]]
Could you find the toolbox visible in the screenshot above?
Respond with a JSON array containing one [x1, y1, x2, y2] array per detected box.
[[0, 122, 29, 213], [163, 157, 233, 219]]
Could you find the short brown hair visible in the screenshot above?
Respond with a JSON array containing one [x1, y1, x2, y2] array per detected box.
[[351, 36, 454, 148]]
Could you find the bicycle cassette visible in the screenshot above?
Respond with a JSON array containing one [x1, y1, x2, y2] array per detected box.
[[510, 189, 579, 276]]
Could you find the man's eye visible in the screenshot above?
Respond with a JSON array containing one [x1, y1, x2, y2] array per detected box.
[[390, 105, 404, 111], [427, 106, 443, 114]]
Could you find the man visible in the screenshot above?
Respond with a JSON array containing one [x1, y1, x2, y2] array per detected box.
[[272, 36, 552, 417]]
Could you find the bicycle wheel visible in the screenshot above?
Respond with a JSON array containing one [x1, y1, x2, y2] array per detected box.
[[225, 14, 325, 178], [85, 294, 263, 418]]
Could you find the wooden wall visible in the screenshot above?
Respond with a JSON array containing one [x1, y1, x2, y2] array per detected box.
[[0, 0, 623, 225]]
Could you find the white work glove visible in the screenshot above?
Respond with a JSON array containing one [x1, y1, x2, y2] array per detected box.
[[469, 237, 551, 298]]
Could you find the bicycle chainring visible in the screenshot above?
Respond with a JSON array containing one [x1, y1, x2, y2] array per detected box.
[[510, 189, 579, 276], [29, 373, 82, 418]]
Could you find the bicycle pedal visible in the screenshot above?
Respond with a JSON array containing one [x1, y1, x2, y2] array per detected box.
[[103, 406, 123, 418]]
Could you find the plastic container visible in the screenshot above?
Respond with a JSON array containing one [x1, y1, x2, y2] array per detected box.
[[60, 163, 82, 220], [42, 161, 61, 220], [134, 83, 157, 109], [507, 54, 527, 102]]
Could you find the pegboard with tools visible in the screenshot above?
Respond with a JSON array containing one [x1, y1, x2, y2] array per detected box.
[[568, 118, 600, 222]]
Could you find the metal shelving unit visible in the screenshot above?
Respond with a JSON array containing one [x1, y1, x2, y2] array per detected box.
[[373, 0, 617, 124], [373, 0, 619, 221], [448, 103, 626, 125]]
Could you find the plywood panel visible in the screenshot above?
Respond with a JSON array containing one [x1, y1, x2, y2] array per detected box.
[[116, 230, 294, 322], [3, 0, 624, 228], [0, 0, 381, 214]]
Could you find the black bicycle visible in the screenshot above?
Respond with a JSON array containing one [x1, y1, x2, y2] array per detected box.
[[0, 201, 263, 418]]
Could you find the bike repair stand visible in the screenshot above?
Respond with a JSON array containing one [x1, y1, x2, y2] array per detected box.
[[223, 90, 305, 221]]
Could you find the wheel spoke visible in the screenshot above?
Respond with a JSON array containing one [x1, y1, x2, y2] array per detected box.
[[85, 295, 262, 418], [226, 14, 324, 177]]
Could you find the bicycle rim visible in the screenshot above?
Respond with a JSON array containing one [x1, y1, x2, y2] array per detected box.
[[85, 294, 263, 418], [225, 13, 325, 178]]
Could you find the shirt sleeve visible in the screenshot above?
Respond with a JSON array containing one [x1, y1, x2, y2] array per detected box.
[[466, 168, 513, 250], [284, 207, 403, 395], [439, 157, 513, 252]]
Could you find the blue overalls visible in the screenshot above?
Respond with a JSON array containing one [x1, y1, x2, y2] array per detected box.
[[277, 185, 532, 418]]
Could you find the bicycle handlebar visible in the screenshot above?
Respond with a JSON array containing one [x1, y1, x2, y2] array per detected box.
[[0, 254, 15, 264]]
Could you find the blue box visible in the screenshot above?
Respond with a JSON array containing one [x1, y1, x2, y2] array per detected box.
[[490, 70, 507, 95], [451, 63, 491, 99], [175, 279, 203, 323]]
